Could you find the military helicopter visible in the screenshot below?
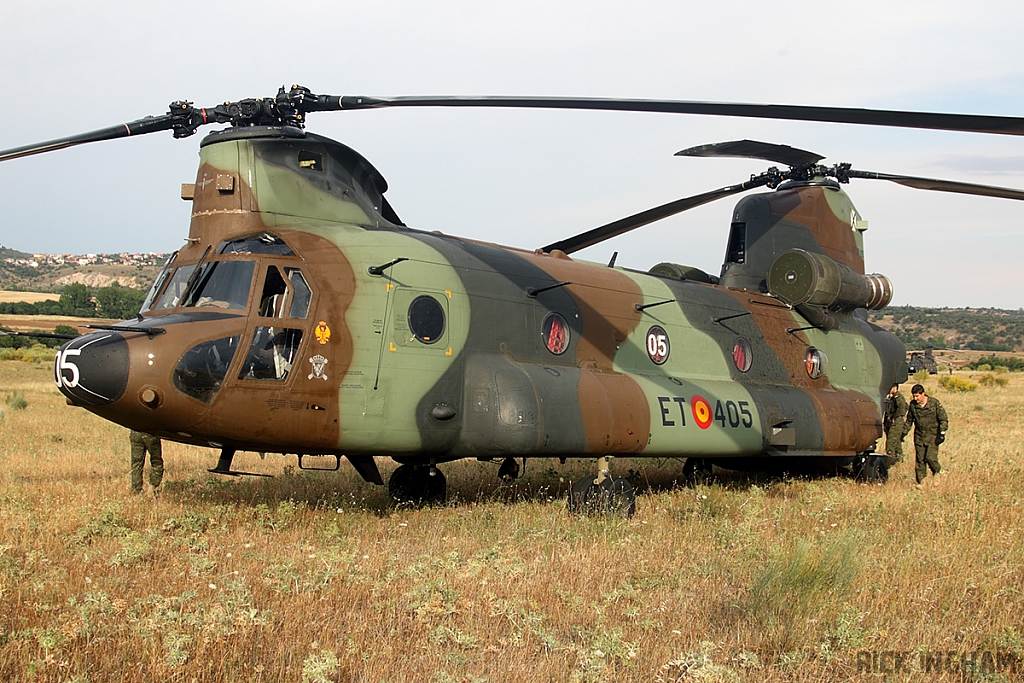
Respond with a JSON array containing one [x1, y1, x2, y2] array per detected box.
[[4, 86, 1024, 515], [906, 346, 964, 375]]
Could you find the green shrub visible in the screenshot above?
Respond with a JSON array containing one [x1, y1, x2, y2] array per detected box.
[[5, 391, 27, 410], [939, 375, 977, 392], [913, 370, 930, 383], [976, 364, 992, 372], [978, 373, 1009, 387], [0, 344, 56, 363]]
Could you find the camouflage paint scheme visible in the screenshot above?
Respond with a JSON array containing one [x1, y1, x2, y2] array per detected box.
[[55, 127, 907, 477]]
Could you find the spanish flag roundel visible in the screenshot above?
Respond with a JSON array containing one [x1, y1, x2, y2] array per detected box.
[[692, 395, 713, 429]]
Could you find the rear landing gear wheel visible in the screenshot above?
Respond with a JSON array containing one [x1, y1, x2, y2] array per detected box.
[[855, 454, 889, 484], [388, 464, 447, 505], [567, 475, 636, 518], [497, 457, 521, 482]]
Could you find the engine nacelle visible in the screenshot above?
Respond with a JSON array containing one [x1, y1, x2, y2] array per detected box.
[[767, 249, 892, 310]]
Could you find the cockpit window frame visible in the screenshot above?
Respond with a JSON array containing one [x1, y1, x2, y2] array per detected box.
[[141, 248, 315, 326]]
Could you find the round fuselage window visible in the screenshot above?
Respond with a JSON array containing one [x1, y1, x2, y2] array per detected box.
[[408, 295, 446, 344], [542, 312, 570, 355]]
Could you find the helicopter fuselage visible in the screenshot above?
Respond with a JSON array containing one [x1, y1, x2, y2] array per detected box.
[[53, 126, 906, 472]]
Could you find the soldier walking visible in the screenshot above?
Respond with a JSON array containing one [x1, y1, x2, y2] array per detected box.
[[883, 384, 908, 462], [130, 430, 163, 495], [901, 384, 948, 485]]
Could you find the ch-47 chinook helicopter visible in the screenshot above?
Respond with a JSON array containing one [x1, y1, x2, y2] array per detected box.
[[4, 86, 1024, 515]]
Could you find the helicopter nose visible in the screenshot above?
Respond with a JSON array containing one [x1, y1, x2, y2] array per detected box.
[[54, 331, 130, 406]]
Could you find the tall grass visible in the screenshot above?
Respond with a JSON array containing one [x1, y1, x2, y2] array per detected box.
[[1, 361, 1022, 681], [747, 533, 863, 653]]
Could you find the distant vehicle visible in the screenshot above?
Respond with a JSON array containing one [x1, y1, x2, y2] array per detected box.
[[908, 347, 951, 374]]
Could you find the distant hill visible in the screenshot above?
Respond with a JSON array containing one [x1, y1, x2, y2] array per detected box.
[[868, 306, 1024, 352], [0, 246, 33, 261], [0, 246, 167, 293]]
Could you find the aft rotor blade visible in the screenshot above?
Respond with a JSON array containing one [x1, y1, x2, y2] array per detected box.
[[543, 174, 773, 255], [676, 140, 825, 167], [0, 114, 177, 162], [849, 170, 1024, 201], [340, 96, 1024, 137]]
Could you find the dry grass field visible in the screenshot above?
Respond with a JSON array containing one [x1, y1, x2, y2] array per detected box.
[[0, 315, 116, 334], [1, 359, 1023, 682], [0, 292, 59, 305]]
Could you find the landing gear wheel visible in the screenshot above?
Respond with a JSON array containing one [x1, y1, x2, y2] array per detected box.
[[567, 475, 636, 518], [681, 458, 713, 486], [497, 457, 521, 482], [855, 454, 889, 484], [388, 464, 447, 505]]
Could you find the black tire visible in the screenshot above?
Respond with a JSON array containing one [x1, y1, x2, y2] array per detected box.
[[388, 464, 447, 505], [855, 455, 889, 484], [567, 475, 636, 518]]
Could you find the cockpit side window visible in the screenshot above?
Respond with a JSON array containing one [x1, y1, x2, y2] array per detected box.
[[259, 266, 289, 318], [285, 268, 312, 319], [173, 335, 241, 403], [183, 261, 255, 310], [141, 252, 178, 313], [154, 264, 197, 310], [238, 327, 303, 381]]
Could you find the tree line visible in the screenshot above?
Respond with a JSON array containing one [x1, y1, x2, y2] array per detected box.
[[0, 283, 146, 320], [869, 306, 1024, 352], [0, 324, 78, 349]]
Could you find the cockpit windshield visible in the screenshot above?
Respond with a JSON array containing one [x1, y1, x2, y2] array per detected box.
[[182, 260, 255, 310], [140, 252, 177, 313], [153, 264, 197, 311]]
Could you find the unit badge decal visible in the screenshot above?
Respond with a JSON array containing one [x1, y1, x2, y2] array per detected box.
[[308, 354, 329, 381], [315, 321, 331, 345]]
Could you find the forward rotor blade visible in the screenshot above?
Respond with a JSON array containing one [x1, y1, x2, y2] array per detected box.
[[848, 170, 1024, 201], [543, 175, 773, 255], [0, 114, 177, 162], [340, 96, 1024, 137]]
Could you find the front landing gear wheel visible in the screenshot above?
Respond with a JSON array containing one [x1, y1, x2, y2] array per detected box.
[[855, 454, 889, 484], [567, 475, 636, 518], [388, 464, 447, 505]]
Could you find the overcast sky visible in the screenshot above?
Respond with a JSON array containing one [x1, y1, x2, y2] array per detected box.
[[1, 0, 1023, 308]]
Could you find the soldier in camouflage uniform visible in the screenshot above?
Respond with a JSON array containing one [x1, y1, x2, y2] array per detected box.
[[901, 384, 948, 484], [130, 430, 163, 495], [883, 384, 908, 462]]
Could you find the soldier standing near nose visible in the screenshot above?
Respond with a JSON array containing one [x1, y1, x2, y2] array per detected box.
[[130, 430, 163, 496]]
